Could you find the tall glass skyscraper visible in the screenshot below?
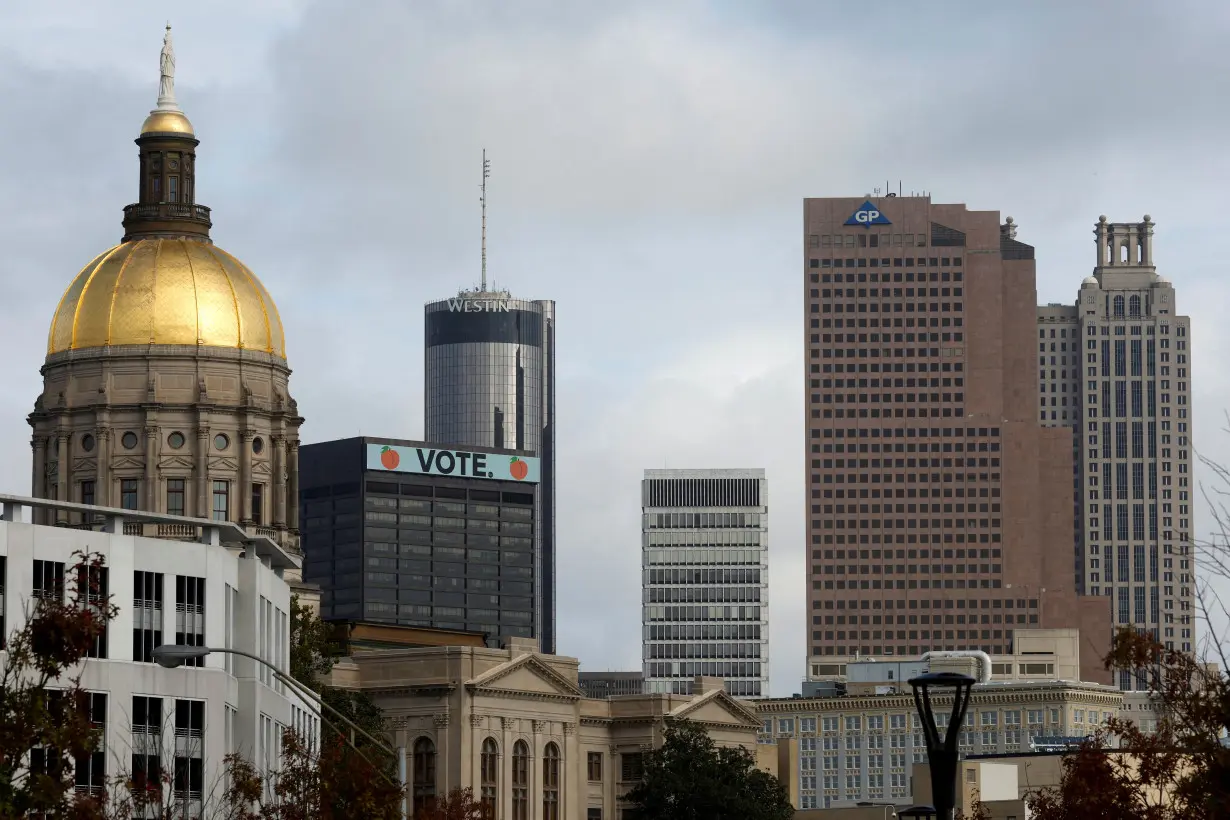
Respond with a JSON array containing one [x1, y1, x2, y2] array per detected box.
[[424, 289, 557, 652], [641, 468, 769, 697]]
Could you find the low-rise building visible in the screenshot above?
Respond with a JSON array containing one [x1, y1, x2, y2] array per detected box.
[[0, 495, 312, 814], [327, 637, 776, 819], [760, 633, 1122, 810]]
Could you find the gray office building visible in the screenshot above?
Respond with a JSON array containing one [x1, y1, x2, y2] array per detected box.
[[299, 436, 542, 641], [642, 468, 770, 698], [425, 289, 557, 652]]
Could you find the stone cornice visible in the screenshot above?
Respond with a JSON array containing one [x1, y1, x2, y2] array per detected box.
[[468, 686, 580, 704], [354, 684, 456, 698]]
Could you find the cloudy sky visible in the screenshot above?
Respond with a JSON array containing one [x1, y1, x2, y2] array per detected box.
[[2, 0, 1228, 694]]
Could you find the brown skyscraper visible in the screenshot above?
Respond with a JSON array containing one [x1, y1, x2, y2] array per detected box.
[[804, 196, 1110, 683]]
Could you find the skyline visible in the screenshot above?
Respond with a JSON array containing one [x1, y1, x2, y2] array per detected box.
[[2, 0, 1229, 695]]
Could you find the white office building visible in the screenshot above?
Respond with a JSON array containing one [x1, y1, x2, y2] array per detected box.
[[642, 469, 770, 697], [0, 495, 315, 816], [1037, 215, 1194, 689]]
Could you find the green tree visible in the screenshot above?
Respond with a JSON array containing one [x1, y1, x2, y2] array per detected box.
[[623, 720, 793, 820]]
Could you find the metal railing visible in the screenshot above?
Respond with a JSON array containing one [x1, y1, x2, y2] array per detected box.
[[122, 202, 212, 224]]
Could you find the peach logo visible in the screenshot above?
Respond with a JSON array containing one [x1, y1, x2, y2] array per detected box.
[[379, 445, 400, 469], [509, 456, 529, 480]]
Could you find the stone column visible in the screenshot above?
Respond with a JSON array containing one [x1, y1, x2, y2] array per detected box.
[[532, 720, 544, 820], [144, 424, 158, 512], [94, 428, 110, 508], [287, 440, 300, 532], [196, 426, 210, 518], [272, 434, 287, 528], [563, 722, 579, 820], [55, 432, 70, 523], [500, 717, 512, 820], [433, 713, 451, 800], [240, 431, 254, 524], [31, 436, 46, 524]]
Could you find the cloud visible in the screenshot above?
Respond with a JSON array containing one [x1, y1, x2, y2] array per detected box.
[[1, 0, 1229, 692]]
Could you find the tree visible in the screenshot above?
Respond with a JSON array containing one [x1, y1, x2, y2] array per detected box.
[[0, 551, 117, 819], [623, 720, 793, 820], [1026, 628, 1230, 820], [412, 787, 491, 820]]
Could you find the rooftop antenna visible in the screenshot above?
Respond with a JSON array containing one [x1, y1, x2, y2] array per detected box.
[[480, 149, 490, 292]]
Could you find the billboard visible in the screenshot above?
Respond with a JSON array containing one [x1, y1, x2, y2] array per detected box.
[[366, 443, 540, 484]]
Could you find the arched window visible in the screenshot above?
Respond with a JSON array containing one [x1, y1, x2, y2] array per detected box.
[[1129, 295, 1142, 317], [1113, 295, 1125, 317], [543, 742, 560, 820], [412, 737, 437, 816], [481, 738, 500, 818], [512, 740, 530, 820]]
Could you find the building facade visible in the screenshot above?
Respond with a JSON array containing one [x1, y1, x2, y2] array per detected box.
[[758, 657, 1122, 810], [803, 197, 1110, 678], [424, 291, 556, 652], [1037, 216, 1193, 688], [577, 671, 645, 699], [0, 495, 312, 816], [327, 639, 773, 820], [642, 469, 769, 698], [299, 437, 542, 642], [27, 28, 303, 557]]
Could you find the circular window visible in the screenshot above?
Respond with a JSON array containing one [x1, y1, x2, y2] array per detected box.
[[168, 431, 186, 449], [121, 431, 139, 450], [214, 433, 229, 451], [252, 436, 264, 454], [81, 434, 95, 452]]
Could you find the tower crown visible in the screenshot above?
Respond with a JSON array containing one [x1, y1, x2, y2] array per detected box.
[[1094, 214, 1155, 272]]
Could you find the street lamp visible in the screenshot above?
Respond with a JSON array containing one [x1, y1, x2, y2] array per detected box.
[[908, 671, 975, 820], [152, 644, 408, 817]]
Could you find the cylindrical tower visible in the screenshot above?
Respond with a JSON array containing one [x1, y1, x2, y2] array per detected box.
[[424, 290, 556, 652]]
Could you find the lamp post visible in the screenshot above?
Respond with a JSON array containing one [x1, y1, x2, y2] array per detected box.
[[152, 644, 408, 817], [908, 671, 975, 820]]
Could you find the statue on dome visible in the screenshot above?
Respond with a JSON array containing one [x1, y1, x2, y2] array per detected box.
[[157, 24, 177, 109]]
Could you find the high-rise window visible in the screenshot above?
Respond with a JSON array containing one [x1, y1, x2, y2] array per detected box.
[[134, 571, 164, 663], [121, 479, 140, 511], [167, 479, 186, 517], [78, 563, 109, 658], [212, 481, 229, 521], [175, 576, 205, 667], [132, 696, 162, 798], [173, 699, 205, 812], [33, 559, 65, 601], [74, 693, 107, 797]]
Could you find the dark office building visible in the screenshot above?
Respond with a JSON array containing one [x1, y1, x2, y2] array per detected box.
[[577, 671, 645, 699], [300, 436, 542, 642], [424, 290, 557, 652]]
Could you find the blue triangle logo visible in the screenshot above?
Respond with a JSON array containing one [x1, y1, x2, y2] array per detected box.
[[844, 200, 892, 228]]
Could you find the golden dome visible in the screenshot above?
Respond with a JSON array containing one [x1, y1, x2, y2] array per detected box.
[[140, 109, 195, 136], [47, 238, 286, 359]]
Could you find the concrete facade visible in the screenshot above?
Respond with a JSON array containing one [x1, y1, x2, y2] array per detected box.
[[0, 497, 311, 815], [642, 468, 770, 698], [803, 197, 1111, 682]]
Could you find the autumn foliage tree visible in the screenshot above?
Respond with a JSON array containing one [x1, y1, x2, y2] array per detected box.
[[0, 552, 117, 819], [411, 787, 491, 820], [1027, 627, 1230, 820]]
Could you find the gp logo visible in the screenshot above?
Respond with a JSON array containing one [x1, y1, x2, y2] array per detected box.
[[844, 199, 892, 228]]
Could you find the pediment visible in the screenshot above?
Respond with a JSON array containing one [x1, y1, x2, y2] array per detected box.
[[466, 654, 584, 699], [159, 455, 195, 470], [669, 689, 760, 727], [208, 457, 240, 472], [111, 456, 145, 470], [73, 458, 97, 472], [252, 459, 272, 476]]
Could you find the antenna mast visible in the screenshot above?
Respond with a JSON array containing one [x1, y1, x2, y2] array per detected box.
[[480, 149, 490, 292]]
